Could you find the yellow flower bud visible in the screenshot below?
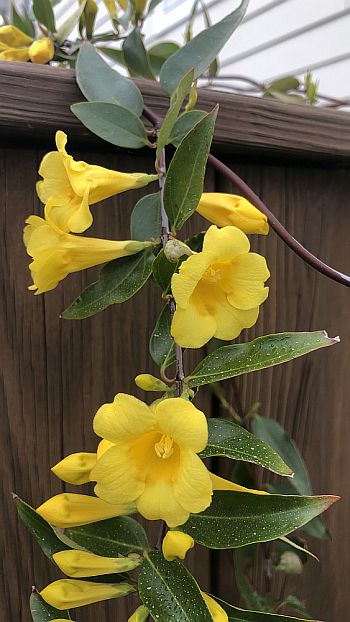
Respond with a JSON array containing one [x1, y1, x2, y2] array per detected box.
[[0, 25, 33, 61], [84, 0, 98, 38], [202, 593, 228, 622], [41, 579, 135, 609], [196, 193, 269, 235], [51, 452, 97, 485], [29, 38, 54, 64], [36, 493, 134, 528], [164, 239, 193, 263], [135, 374, 167, 392], [162, 531, 194, 561], [53, 550, 141, 578], [128, 605, 149, 622]]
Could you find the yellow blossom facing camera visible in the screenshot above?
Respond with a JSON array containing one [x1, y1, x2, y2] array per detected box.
[[37, 131, 158, 233], [36, 492, 134, 527], [41, 579, 135, 609], [29, 37, 54, 64], [202, 593, 228, 622], [91, 394, 212, 528], [23, 215, 152, 294], [197, 193, 269, 234], [0, 25, 32, 61], [171, 225, 270, 348], [162, 531, 194, 561], [53, 550, 140, 578]]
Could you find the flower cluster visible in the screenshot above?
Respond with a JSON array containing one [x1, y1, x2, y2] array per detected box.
[[0, 25, 54, 63]]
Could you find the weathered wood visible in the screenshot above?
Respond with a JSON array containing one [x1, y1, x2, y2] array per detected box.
[[1, 61, 350, 161]]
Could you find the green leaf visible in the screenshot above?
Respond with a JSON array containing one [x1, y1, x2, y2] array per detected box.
[[200, 418, 292, 476], [149, 304, 176, 369], [62, 249, 153, 320], [169, 110, 207, 147], [15, 497, 70, 560], [156, 68, 194, 160], [152, 249, 179, 292], [148, 42, 180, 75], [187, 331, 339, 388], [159, 0, 249, 95], [76, 43, 143, 116], [123, 28, 155, 79], [71, 101, 148, 149], [180, 491, 337, 548], [130, 193, 161, 241], [139, 551, 212, 621], [30, 591, 70, 621], [33, 0, 56, 32], [267, 76, 300, 93], [55, 1, 86, 43], [65, 515, 148, 556], [164, 108, 216, 231], [98, 45, 126, 68], [214, 597, 320, 622], [12, 7, 35, 37]]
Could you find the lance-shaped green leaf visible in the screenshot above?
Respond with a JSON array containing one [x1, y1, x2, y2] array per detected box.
[[180, 491, 337, 548], [71, 102, 148, 149], [213, 597, 322, 622], [33, 0, 56, 31], [130, 193, 161, 241], [148, 42, 180, 75], [169, 110, 207, 147], [12, 6, 35, 37], [159, 0, 249, 95], [156, 68, 194, 160], [65, 515, 148, 556], [76, 43, 143, 116], [123, 28, 155, 79], [139, 551, 212, 622], [149, 304, 176, 369], [187, 331, 339, 388], [200, 418, 292, 476], [252, 416, 330, 540], [30, 591, 70, 621], [62, 249, 154, 320], [164, 108, 216, 232], [15, 497, 70, 560]]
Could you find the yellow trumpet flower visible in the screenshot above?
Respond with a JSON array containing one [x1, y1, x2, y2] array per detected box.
[[23, 215, 152, 294], [37, 131, 158, 233], [202, 593, 228, 622], [41, 579, 135, 609], [162, 531, 194, 561], [53, 549, 140, 578], [29, 37, 54, 64], [197, 193, 269, 235], [171, 225, 270, 348], [36, 492, 134, 528]]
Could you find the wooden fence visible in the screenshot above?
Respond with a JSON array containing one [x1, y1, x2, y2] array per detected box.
[[1, 61, 350, 622]]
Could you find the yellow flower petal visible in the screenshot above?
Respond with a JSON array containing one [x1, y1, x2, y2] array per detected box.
[[128, 605, 149, 622], [92, 444, 144, 505], [211, 294, 260, 341], [97, 438, 115, 459], [227, 253, 270, 310], [0, 47, 30, 61], [136, 479, 189, 528], [41, 579, 134, 609], [155, 398, 208, 453], [202, 225, 250, 262], [171, 252, 212, 308], [53, 550, 140, 578], [171, 302, 216, 349], [173, 449, 212, 516], [29, 37, 54, 64], [197, 193, 269, 234], [36, 493, 133, 527], [51, 452, 97, 485], [93, 393, 156, 443], [0, 25, 32, 47], [202, 593, 228, 622], [162, 531, 194, 561], [210, 473, 268, 495]]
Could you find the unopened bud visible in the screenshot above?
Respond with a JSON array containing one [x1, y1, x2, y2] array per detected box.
[[29, 38, 54, 64], [135, 374, 167, 392], [276, 551, 303, 575], [185, 85, 198, 112], [164, 239, 193, 263]]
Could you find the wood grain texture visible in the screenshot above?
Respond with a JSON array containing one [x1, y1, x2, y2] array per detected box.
[[1, 61, 350, 161]]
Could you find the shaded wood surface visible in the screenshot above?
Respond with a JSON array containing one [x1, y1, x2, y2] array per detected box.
[[0, 66, 349, 622]]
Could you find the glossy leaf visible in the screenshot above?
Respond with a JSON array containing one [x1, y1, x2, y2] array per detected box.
[[76, 43, 143, 116], [71, 102, 148, 149], [123, 28, 155, 79], [152, 248, 179, 293], [187, 331, 339, 388], [156, 68, 194, 160], [148, 42, 180, 75], [214, 597, 320, 622], [169, 110, 207, 147], [164, 108, 216, 231], [200, 418, 292, 476], [33, 0, 56, 32], [130, 193, 161, 241], [139, 551, 212, 621], [149, 304, 176, 369], [15, 497, 70, 560], [159, 0, 249, 94], [30, 591, 70, 621], [66, 515, 148, 556], [180, 490, 337, 548], [62, 249, 154, 320], [56, 1, 86, 43]]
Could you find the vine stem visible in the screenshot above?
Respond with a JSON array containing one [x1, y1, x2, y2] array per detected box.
[[143, 104, 350, 288]]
